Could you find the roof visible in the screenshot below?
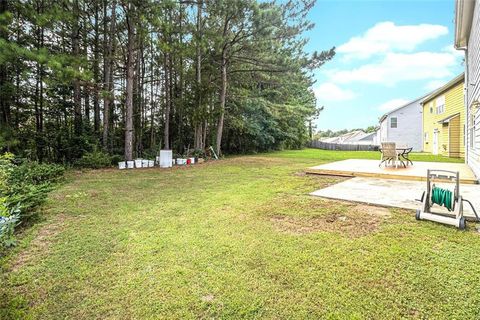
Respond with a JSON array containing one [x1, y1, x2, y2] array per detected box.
[[438, 112, 460, 124], [358, 132, 377, 141], [320, 130, 367, 143], [421, 73, 465, 104], [345, 131, 369, 142], [454, 0, 475, 49], [378, 94, 427, 123]]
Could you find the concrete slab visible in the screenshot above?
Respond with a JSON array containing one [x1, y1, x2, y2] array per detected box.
[[306, 159, 478, 184], [310, 177, 480, 219]]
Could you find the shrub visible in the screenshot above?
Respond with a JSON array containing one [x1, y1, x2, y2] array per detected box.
[[110, 154, 123, 165], [0, 153, 64, 251], [75, 149, 112, 169], [8, 162, 64, 186], [0, 198, 20, 249]]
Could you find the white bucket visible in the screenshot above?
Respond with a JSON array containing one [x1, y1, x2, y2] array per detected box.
[[135, 159, 143, 168], [126, 161, 134, 169], [142, 160, 149, 168], [189, 157, 195, 164], [118, 161, 126, 170], [177, 158, 186, 165], [148, 160, 154, 167], [172, 159, 176, 165]]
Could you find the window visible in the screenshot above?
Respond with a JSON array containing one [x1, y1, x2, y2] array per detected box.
[[424, 132, 429, 144], [390, 117, 397, 128], [436, 95, 445, 114], [430, 107, 433, 114]]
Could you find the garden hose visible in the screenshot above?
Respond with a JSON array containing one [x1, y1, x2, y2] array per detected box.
[[462, 198, 480, 222], [431, 186, 454, 211]]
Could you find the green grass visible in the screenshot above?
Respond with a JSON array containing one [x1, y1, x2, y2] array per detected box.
[[1, 149, 479, 319], [261, 148, 465, 163]]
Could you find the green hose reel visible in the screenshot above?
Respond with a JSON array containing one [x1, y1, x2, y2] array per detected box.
[[417, 170, 479, 230], [431, 186, 454, 211]]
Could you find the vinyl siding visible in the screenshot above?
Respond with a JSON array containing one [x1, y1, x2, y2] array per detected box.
[[422, 80, 465, 158], [378, 99, 423, 151], [449, 115, 461, 157], [466, 0, 480, 179]]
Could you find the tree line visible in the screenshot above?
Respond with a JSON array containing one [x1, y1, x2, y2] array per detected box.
[[0, 0, 334, 163]]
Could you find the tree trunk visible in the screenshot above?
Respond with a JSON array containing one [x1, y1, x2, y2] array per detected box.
[[194, 0, 202, 150], [93, 2, 100, 133], [124, 10, 135, 161], [163, 52, 170, 150], [0, 0, 10, 128], [215, 51, 227, 155], [83, 10, 90, 126], [33, 0, 45, 161], [72, 0, 82, 135], [102, 0, 115, 150]]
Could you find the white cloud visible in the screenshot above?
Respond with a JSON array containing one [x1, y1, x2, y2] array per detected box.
[[337, 21, 448, 60], [378, 98, 410, 112], [313, 82, 356, 102], [424, 79, 448, 91], [329, 51, 458, 86], [442, 45, 464, 58]]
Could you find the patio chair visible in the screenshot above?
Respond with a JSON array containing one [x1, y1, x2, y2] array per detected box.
[[400, 147, 413, 166], [379, 142, 399, 168]]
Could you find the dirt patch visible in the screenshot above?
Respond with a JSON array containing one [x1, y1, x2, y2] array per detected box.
[[270, 204, 391, 238], [292, 171, 309, 177], [10, 214, 69, 272]]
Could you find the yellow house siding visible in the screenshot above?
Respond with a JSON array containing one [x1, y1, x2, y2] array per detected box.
[[422, 80, 465, 158]]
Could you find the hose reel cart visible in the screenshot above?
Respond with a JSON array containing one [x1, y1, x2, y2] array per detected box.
[[416, 170, 479, 230]]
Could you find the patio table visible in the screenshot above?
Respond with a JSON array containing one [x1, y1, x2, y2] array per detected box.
[[396, 147, 413, 167]]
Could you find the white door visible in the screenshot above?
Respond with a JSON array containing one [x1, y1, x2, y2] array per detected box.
[[433, 130, 439, 155]]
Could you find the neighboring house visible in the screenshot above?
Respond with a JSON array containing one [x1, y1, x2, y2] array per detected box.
[[455, 0, 480, 178], [356, 132, 378, 145], [377, 97, 424, 151], [421, 73, 465, 158], [320, 130, 377, 145]]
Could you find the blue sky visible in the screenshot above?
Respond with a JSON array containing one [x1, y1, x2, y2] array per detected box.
[[304, 0, 464, 131]]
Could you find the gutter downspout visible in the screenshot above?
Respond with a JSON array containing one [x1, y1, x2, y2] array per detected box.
[[456, 46, 469, 163]]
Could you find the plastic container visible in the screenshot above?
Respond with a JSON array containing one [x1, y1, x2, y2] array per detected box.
[[126, 161, 134, 169], [148, 160, 154, 167], [142, 160, 149, 168], [135, 159, 143, 168], [187, 158, 191, 165], [176, 158, 186, 165], [189, 157, 195, 164], [160, 150, 173, 168], [118, 161, 126, 170]]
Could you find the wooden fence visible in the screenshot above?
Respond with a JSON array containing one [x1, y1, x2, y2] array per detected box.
[[310, 140, 379, 151]]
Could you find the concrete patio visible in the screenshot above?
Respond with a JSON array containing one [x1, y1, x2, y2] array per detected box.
[[310, 177, 480, 219], [306, 159, 478, 184]]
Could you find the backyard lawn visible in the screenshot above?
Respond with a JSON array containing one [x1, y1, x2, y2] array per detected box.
[[1, 149, 479, 319]]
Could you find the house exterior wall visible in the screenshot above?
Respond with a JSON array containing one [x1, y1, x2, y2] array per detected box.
[[465, 0, 480, 178], [378, 100, 423, 151], [422, 80, 465, 158]]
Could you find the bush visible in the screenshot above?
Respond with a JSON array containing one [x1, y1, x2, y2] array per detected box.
[[8, 162, 64, 186], [0, 198, 20, 249], [188, 148, 206, 159], [0, 153, 64, 251], [110, 154, 123, 165], [75, 150, 112, 169]]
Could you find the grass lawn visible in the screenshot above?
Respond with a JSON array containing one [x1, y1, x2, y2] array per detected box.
[[1, 149, 479, 319]]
